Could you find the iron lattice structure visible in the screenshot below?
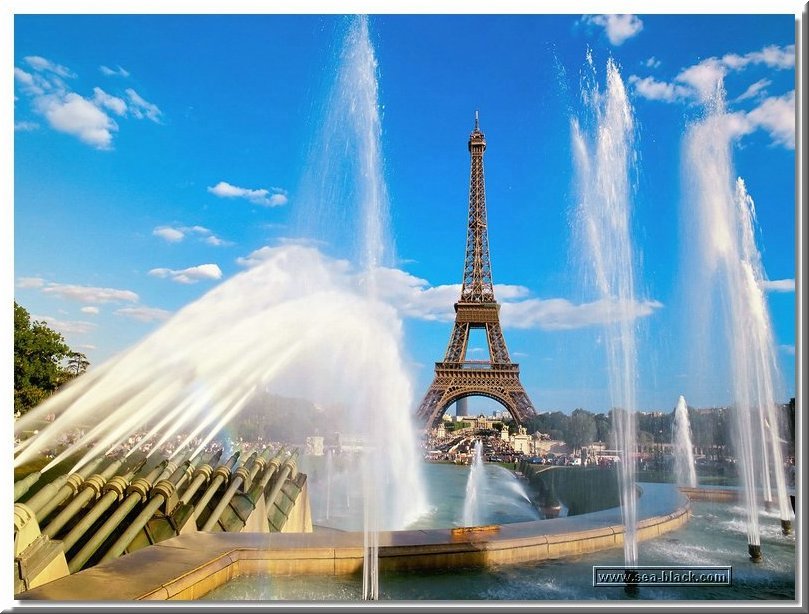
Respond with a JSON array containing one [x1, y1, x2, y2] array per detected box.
[[415, 114, 538, 429]]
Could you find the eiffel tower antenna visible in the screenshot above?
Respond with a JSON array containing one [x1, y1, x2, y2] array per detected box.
[[415, 115, 537, 429]]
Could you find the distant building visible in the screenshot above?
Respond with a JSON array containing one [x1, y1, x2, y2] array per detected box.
[[510, 426, 532, 455], [456, 397, 469, 417], [305, 436, 324, 456]]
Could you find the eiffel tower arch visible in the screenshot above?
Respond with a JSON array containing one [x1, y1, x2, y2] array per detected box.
[[415, 114, 538, 429]]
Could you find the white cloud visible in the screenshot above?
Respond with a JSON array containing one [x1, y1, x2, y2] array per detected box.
[[24, 55, 75, 78], [236, 246, 277, 267], [719, 110, 757, 142], [582, 14, 644, 46], [115, 306, 172, 322], [628, 75, 689, 102], [630, 43, 794, 107], [364, 267, 660, 331], [15, 56, 162, 149], [208, 181, 288, 207], [92, 87, 128, 116], [761, 278, 794, 292], [14, 67, 51, 96], [735, 78, 771, 102], [367, 267, 461, 321], [149, 263, 223, 284], [16, 276, 46, 288], [232, 246, 664, 332], [100, 65, 130, 78], [31, 314, 95, 335], [36, 92, 118, 149], [718, 92, 795, 149], [204, 235, 231, 247], [676, 58, 726, 101], [779, 344, 795, 355], [643, 56, 661, 69], [14, 121, 40, 131], [501, 297, 663, 330], [125, 88, 162, 123], [14, 67, 38, 92], [628, 44, 794, 149], [153, 226, 185, 242], [721, 44, 795, 71], [746, 90, 795, 149], [80, 306, 100, 315], [41, 283, 139, 304], [153, 224, 231, 246]]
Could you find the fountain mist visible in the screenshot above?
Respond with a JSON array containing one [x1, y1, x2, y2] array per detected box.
[[672, 395, 697, 488], [15, 246, 425, 528], [682, 84, 792, 555], [572, 54, 640, 569], [462, 440, 487, 527], [15, 20, 429, 594], [291, 15, 421, 600]]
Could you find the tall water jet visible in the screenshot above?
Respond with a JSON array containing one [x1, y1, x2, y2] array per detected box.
[[572, 54, 641, 573], [672, 395, 697, 488], [462, 440, 487, 527], [293, 15, 392, 272], [681, 81, 793, 557], [325, 448, 333, 521], [291, 14, 427, 599]]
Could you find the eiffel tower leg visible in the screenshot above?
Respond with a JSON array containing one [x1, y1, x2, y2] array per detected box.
[[415, 386, 448, 429], [508, 388, 536, 425]]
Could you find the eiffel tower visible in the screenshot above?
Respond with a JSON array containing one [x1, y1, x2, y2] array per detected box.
[[415, 113, 538, 429]]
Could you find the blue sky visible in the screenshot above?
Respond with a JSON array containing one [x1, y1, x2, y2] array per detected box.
[[10, 10, 799, 415]]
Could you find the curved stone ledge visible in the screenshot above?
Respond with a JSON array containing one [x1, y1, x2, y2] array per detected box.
[[679, 486, 741, 502], [16, 483, 690, 602]]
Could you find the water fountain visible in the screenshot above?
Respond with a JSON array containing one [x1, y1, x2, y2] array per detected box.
[[14, 13, 428, 602], [12, 16, 795, 605], [571, 53, 641, 584], [325, 448, 333, 521], [291, 15, 426, 599], [681, 81, 793, 559], [461, 440, 487, 527], [672, 395, 697, 488]]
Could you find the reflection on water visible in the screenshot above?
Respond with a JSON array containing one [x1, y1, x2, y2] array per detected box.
[[302, 458, 542, 531]]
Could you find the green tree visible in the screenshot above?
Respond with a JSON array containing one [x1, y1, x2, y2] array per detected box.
[[565, 408, 597, 449], [65, 351, 90, 377], [594, 412, 611, 443], [14, 302, 71, 415]]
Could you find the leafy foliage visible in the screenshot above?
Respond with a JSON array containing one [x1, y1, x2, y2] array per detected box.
[[14, 302, 84, 415]]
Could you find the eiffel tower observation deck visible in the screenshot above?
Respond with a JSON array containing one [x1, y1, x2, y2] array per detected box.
[[415, 113, 538, 429]]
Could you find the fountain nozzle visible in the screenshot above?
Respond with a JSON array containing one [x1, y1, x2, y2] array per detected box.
[[780, 520, 792, 536], [748, 543, 762, 563]]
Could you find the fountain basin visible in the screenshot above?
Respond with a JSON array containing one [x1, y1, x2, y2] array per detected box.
[[16, 483, 689, 601]]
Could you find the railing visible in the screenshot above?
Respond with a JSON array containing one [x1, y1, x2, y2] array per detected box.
[[435, 361, 519, 372]]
